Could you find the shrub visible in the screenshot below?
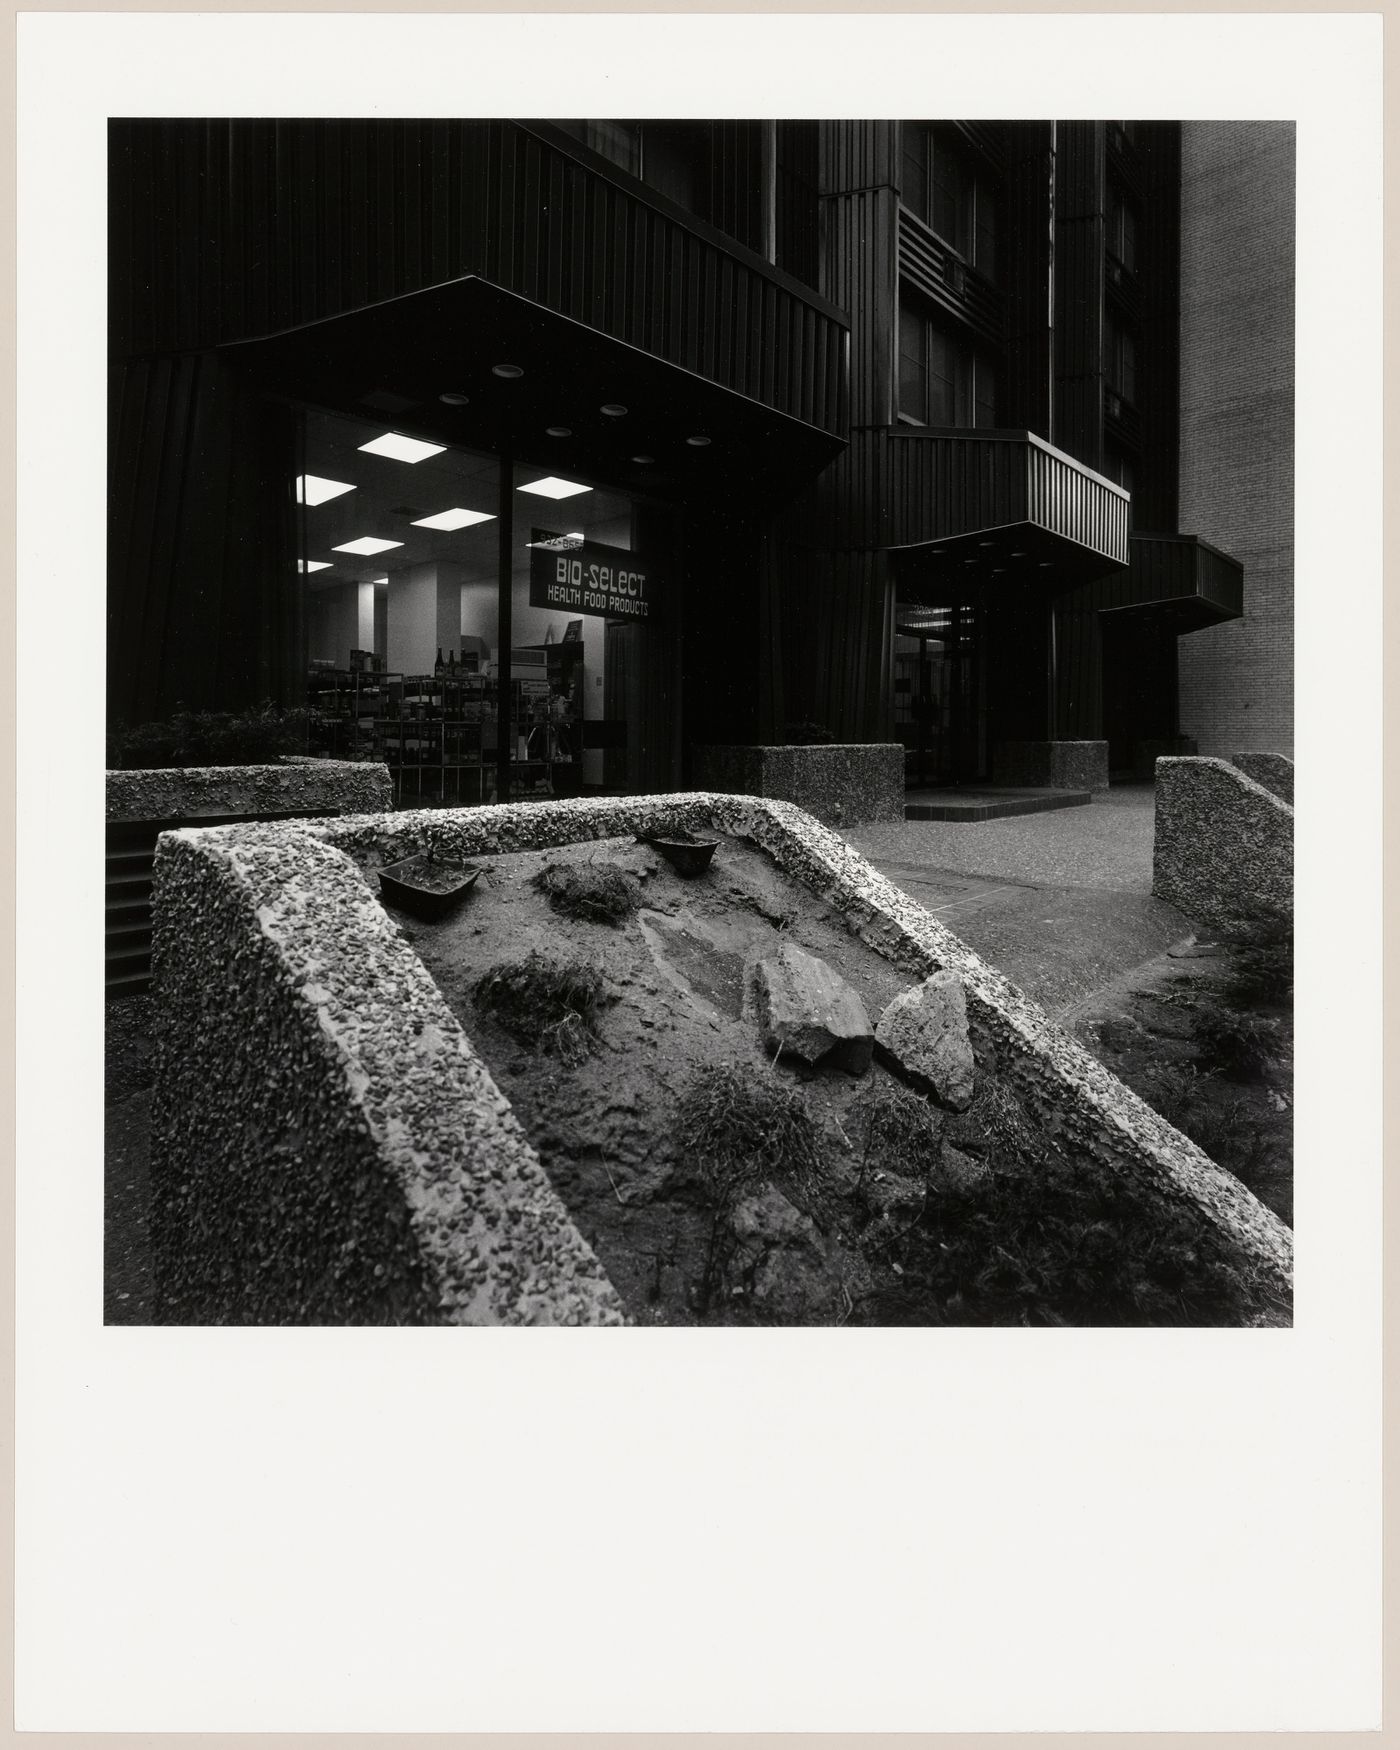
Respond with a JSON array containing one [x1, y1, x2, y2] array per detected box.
[[108, 702, 316, 769], [1191, 1002, 1287, 1082], [1222, 940, 1294, 1011], [783, 720, 836, 746], [849, 1151, 1289, 1328], [533, 860, 642, 926], [472, 952, 607, 1065]]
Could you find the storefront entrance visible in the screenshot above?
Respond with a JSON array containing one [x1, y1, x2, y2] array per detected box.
[[297, 405, 677, 805]]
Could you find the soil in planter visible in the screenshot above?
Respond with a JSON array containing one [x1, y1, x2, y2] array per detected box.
[[398, 834, 1287, 1327]]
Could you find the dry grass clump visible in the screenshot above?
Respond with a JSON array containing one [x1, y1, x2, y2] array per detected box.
[[473, 951, 606, 1065], [533, 859, 641, 925], [676, 1063, 825, 1210], [850, 1079, 945, 1184]]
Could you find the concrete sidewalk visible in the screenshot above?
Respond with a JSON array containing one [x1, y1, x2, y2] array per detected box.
[[845, 784, 1192, 1018]]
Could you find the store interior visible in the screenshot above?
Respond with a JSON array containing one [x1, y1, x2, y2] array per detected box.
[[301, 407, 638, 797]]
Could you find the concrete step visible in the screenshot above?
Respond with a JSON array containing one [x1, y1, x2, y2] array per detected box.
[[904, 787, 1093, 823]]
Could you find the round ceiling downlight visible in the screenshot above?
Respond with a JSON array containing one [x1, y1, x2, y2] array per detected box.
[[545, 425, 572, 438], [600, 403, 628, 417], [631, 454, 655, 465], [685, 434, 711, 447], [492, 364, 525, 380], [438, 391, 470, 406]]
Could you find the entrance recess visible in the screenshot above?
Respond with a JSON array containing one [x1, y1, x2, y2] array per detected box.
[[893, 600, 985, 786]]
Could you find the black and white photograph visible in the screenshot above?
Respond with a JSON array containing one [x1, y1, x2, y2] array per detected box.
[[103, 111, 1297, 1329], [15, 9, 1382, 1737]]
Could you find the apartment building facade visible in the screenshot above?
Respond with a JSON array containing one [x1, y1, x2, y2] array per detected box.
[[108, 118, 1290, 793]]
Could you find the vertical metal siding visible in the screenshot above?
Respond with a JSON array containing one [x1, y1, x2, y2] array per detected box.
[[111, 119, 846, 437], [1052, 120, 1106, 471]]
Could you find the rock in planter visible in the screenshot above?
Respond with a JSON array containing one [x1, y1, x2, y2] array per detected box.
[[753, 941, 873, 1075], [875, 972, 976, 1111], [934, 1144, 990, 1193], [725, 1185, 858, 1321]]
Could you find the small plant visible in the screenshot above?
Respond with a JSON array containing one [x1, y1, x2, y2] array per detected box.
[[472, 952, 606, 1065], [1221, 939, 1294, 1012], [676, 1063, 826, 1210], [533, 860, 641, 926], [850, 1079, 944, 1186], [847, 1150, 1290, 1328], [1191, 1001, 1286, 1083]]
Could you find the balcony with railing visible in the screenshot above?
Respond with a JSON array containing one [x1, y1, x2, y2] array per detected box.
[[1110, 533, 1244, 629], [882, 426, 1131, 592]]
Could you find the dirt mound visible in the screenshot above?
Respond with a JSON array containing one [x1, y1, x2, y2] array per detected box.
[[398, 833, 1286, 1326]]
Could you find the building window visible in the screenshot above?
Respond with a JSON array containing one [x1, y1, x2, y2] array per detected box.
[[638, 121, 706, 216], [1105, 317, 1136, 408], [899, 298, 998, 427], [902, 124, 997, 281], [552, 119, 641, 177], [1107, 184, 1138, 273]]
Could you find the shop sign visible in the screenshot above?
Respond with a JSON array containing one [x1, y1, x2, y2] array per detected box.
[[528, 529, 660, 624]]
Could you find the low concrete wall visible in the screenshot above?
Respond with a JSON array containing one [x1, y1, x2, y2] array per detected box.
[[1153, 757, 1293, 937], [1229, 751, 1294, 806], [991, 740, 1109, 791], [107, 758, 392, 823], [150, 824, 627, 1326], [151, 791, 1292, 1323], [689, 744, 904, 826]]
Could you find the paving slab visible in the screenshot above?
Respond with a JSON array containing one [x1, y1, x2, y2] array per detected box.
[[846, 785, 1190, 1014]]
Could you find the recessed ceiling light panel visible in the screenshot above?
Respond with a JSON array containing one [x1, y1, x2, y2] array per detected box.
[[357, 433, 447, 464], [517, 476, 593, 500], [298, 559, 333, 572], [333, 536, 405, 556], [411, 508, 497, 531], [296, 475, 356, 506]]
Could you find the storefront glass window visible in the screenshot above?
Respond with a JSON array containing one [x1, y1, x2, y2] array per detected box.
[[297, 406, 651, 804]]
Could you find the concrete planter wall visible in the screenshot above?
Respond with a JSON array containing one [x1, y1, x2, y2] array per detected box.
[[689, 743, 904, 825], [106, 759, 394, 997], [149, 791, 1292, 1325], [1153, 756, 1293, 936], [106, 758, 393, 824], [1229, 751, 1294, 806], [991, 740, 1109, 791]]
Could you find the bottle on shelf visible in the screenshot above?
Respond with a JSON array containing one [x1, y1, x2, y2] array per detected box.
[[435, 647, 445, 675]]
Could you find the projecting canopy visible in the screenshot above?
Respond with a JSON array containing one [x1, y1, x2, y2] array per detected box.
[[220, 274, 847, 508]]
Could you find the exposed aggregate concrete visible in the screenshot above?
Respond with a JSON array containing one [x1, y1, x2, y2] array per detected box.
[[1153, 757, 1293, 938], [1229, 752, 1294, 807], [991, 741, 1109, 791], [690, 744, 905, 826], [108, 759, 392, 823], [151, 823, 626, 1324], [153, 789, 1293, 1322]]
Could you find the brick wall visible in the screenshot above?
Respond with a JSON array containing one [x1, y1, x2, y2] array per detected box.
[[1177, 123, 1295, 757]]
